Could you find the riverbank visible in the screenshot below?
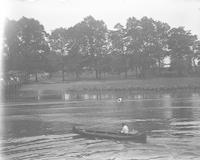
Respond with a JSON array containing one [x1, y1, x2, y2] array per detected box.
[[20, 77, 200, 92]]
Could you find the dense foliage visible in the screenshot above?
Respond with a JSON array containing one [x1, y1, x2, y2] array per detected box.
[[3, 16, 200, 81]]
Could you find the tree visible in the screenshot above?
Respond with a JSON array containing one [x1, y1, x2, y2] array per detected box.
[[110, 52, 127, 76], [151, 20, 170, 75], [44, 51, 63, 78], [109, 23, 129, 78], [192, 40, 200, 74], [64, 22, 91, 80], [125, 17, 171, 78], [80, 16, 108, 79], [4, 17, 49, 81], [125, 17, 155, 78], [167, 27, 197, 76], [62, 16, 109, 80], [4, 16, 200, 82], [137, 17, 160, 77], [18, 17, 49, 81], [50, 27, 68, 81], [4, 19, 21, 71]]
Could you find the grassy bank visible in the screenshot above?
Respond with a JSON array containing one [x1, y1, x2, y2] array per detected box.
[[20, 77, 200, 92]]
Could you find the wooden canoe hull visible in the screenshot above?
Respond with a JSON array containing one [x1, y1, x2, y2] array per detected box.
[[73, 127, 147, 143]]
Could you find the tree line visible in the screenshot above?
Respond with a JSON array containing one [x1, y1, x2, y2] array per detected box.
[[3, 16, 200, 81]]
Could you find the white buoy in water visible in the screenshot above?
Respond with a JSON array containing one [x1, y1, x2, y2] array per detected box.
[[117, 97, 122, 102]]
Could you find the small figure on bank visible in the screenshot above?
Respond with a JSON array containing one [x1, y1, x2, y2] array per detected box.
[[121, 123, 129, 134]]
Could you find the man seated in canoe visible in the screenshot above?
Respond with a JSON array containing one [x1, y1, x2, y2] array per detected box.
[[121, 123, 138, 134], [121, 123, 129, 134]]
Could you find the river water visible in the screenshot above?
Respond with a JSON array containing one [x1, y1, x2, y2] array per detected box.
[[2, 89, 200, 160]]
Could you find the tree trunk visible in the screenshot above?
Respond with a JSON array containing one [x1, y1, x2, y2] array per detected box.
[[62, 69, 65, 81], [135, 66, 138, 78], [158, 55, 161, 76], [192, 57, 197, 74], [95, 69, 98, 80], [35, 72, 38, 82], [25, 72, 29, 82], [76, 72, 80, 80], [140, 67, 145, 79], [49, 73, 52, 79], [125, 55, 128, 79], [99, 71, 101, 80], [124, 70, 127, 79]]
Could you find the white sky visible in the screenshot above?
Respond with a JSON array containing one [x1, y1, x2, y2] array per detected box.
[[3, 0, 200, 37]]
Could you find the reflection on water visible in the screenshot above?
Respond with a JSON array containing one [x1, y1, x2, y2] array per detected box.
[[2, 90, 200, 160], [7, 88, 200, 103]]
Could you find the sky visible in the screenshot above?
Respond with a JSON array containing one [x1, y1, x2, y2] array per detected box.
[[2, 0, 200, 37]]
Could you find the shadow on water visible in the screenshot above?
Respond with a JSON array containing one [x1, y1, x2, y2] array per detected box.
[[4, 119, 52, 139]]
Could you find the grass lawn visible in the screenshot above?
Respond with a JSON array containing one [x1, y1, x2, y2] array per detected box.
[[20, 77, 200, 92]]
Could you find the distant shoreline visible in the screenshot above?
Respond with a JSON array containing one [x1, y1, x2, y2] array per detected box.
[[20, 77, 200, 92]]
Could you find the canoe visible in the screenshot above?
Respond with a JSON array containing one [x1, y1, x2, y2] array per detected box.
[[72, 126, 147, 143]]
